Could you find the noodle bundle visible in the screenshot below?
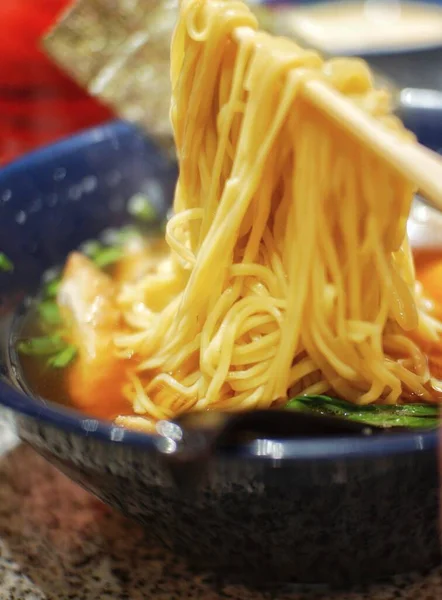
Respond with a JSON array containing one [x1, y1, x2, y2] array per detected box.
[[114, 0, 442, 420]]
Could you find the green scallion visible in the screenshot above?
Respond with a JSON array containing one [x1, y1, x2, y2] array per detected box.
[[18, 335, 66, 357], [128, 194, 157, 223], [0, 252, 13, 272], [47, 345, 77, 369], [38, 300, 62, 326], [44, 278, 60, 299], [285, 395, 439, 429], [91, 246, 124, 269]]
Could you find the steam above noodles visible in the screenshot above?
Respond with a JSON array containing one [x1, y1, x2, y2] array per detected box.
[[108, 0, 442, 420]]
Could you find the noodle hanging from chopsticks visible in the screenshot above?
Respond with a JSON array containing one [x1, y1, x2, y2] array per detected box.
[[113, 0, 442, 420]]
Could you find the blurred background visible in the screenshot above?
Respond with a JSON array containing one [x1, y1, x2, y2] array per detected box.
[[0, 0, 112, 164], [3, 0, 442, 163]]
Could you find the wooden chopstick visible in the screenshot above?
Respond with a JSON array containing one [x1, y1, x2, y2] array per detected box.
[[233, 26, 442, 212], [303, 79, 442, 209]]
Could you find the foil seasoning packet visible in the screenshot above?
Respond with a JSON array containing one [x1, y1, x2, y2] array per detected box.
[[43, 0, 277, 157]]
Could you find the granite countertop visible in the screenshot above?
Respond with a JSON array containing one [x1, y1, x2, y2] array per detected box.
[[0, 414, 442, 600]]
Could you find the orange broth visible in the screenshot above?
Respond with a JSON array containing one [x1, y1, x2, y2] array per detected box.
[[16, 247, 442, 421]]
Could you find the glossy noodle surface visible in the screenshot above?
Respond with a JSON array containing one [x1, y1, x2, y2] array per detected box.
[[15, 0, 442, 431]]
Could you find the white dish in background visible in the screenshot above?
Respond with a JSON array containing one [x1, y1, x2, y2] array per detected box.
[[275, 0, 442, 56], [408, 196, 442, 248]]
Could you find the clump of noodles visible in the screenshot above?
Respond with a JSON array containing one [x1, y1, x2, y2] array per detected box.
[[115, 0, 442, 420]]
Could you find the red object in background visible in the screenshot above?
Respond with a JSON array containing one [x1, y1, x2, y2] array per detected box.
[[0, 0, 113, 164]]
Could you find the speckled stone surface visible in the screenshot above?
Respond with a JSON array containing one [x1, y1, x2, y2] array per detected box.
[[1, 413, 442, 600]]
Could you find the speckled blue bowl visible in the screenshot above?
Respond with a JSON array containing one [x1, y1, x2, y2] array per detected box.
[[0, 120, 440, 587]]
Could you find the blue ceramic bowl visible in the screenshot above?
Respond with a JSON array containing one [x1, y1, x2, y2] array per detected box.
[[0, 120, 440, 587]]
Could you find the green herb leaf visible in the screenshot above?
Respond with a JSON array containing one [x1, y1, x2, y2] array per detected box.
[[18, 335, 66, 356], [285, 395, 439, 429], [0, 252, 13, 272], [38, 300, 62, 326], [128, 194, 157, 223], [44, 278, 60, 299], [114, 225, 139, 244], [81, 240, 103, 258], [80, 239, 123, 269], [92, 246, 123, 269], [47, 345, 77, 369]]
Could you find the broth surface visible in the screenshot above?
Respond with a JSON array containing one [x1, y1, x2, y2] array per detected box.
[[13, 240, 442, 423], [14, 231, 168, 423]]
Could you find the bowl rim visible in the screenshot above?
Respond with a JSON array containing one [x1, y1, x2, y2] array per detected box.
[[0, 118, 132, 179], [0, 120, 438, 461], [0, 377, 437, 459]]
